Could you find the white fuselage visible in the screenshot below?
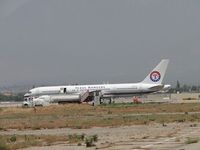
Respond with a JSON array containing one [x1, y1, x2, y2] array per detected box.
[[28, 83, 163, 98]]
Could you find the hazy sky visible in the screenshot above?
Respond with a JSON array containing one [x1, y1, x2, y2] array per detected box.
[[0, 0, 200, 86]]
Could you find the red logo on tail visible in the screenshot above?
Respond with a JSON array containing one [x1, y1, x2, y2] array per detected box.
[[150, 71, 161, 82]]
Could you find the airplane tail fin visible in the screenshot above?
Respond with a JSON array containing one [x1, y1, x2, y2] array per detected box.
[[141, 59, 169, 84]]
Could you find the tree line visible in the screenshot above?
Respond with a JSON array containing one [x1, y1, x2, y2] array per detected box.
[[0, 93, 24, 102], [169, 81, 200, 93]]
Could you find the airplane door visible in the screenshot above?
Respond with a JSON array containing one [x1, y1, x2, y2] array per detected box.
[[63, 88, 67, 93], [60, 87, 67, 94]]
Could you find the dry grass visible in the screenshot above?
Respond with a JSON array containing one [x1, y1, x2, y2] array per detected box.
[[0, 133, 98, 150], [0, 134, 85, 150], [185, 137, 199, 144], [1, 103, 200, 130]]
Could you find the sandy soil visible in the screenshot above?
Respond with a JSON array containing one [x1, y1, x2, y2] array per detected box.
[[1, 122, 199, 150]]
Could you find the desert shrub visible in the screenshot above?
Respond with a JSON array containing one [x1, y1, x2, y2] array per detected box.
[[68, 134, 85, 143], [9, 135, 17, 143], [85, 137, 94, 147], [185, 137, 198, 144], [92, 134, 98, 142], [85, 135, 98, 147]]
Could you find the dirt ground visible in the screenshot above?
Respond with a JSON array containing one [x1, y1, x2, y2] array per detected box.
[[1, 103, 200, 149], [0, 122, 199, 150]]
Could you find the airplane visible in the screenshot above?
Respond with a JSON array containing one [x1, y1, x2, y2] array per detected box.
[[23, 59, 170, 106]]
